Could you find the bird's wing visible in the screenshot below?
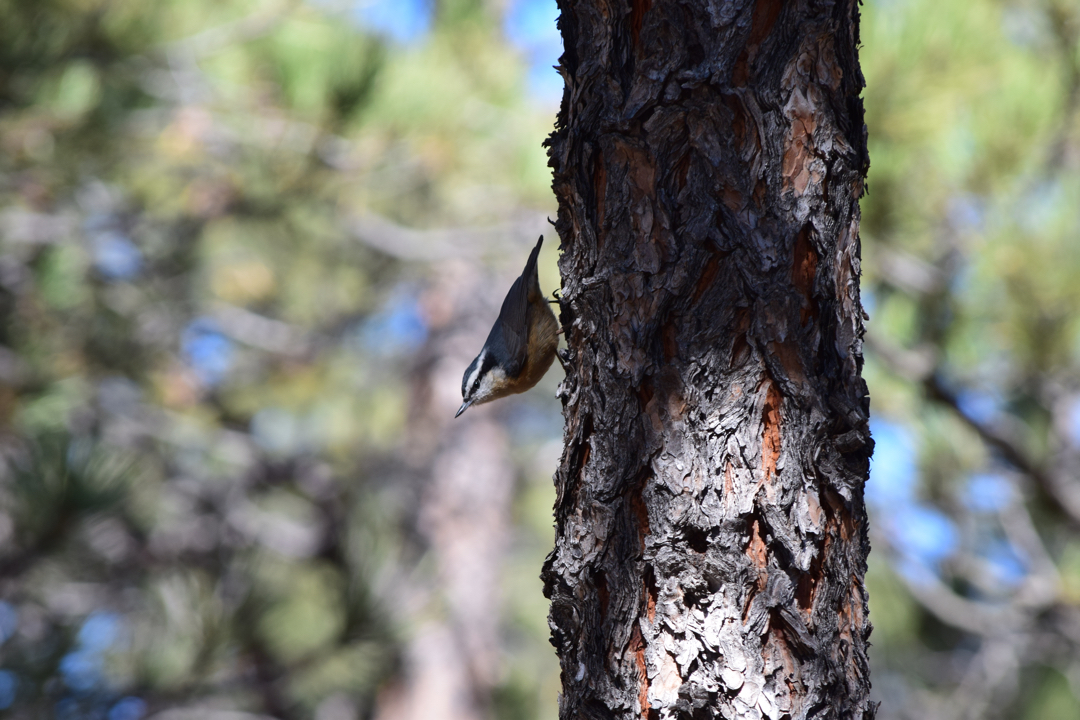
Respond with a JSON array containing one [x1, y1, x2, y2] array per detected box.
[[496, 275, 528, 377], [493, 236, 543, 378]]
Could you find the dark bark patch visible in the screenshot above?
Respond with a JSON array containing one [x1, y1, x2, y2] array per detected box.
[[597, 570, 610, 623], [838, 591, 861, 665], [792, 224, 819, 325], [748, 0, 785, 48], [723, 95, 748, 151], [795, 548, 822, 616], [631, 472, 652, 554], [823, 487, 857, 541], [630, 0, 652, 49], [764, 613, 795, 669], [730, 308, 753, 369], [731, 332, 750, 370], [683, 525, 709, 554], [691, 249, 723, 304], [753, 177, 768, 209], [659, 368, 688, 421], [720, 183, 744, 214], [774, 606, 815, 657], [594, 151, 607, 248], [731, 49, 750, 86], [662, 323, 678, 360], [761, 379, 782, 485], [674, 152, 691, 192], [575, 416, 594, 481], [769, 340, 807, 387], [638, 376, 654, 407]]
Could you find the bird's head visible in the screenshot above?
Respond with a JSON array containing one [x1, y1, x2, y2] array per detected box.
[[456, 349, 510, 417]]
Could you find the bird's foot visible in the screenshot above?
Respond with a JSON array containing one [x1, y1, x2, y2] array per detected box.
[[556, 348, 571, 372]]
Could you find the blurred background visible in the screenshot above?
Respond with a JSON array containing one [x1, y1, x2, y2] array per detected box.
[[0, 0, 1078, 719]]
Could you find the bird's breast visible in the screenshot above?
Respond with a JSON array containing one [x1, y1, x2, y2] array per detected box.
[[515, 302, 560, 393]]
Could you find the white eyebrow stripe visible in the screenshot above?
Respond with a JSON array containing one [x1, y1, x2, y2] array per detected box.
[[465, 352, 485, 394]]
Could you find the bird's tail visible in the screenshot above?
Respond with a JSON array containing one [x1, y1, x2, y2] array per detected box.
[[524, 235, 544, 298]]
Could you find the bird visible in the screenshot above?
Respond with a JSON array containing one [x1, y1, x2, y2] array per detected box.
[[456, 235, 560, 418]]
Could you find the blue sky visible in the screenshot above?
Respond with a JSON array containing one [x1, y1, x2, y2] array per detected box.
[[354, 0, 431, 43], [868, 419, 960, 575], [351, 0, 564, 103], [868, 417, 1028, 585], [504, 0, 564, 103]]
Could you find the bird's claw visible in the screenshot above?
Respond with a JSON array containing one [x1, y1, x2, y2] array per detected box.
[[556, 348, 571, 372]]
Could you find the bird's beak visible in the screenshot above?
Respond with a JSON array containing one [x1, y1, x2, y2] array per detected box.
[[455, 399, 473, 418]]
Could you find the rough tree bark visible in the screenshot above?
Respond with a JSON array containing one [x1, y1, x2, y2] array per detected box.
[[542, 1, 874, 719]]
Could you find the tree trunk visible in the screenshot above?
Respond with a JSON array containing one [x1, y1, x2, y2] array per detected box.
[[543, 1, 874, 719]]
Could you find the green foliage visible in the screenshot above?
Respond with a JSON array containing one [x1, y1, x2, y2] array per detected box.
[[862, 0, 1080, 715], [1021, 667, 1080, 720], [0, 1, 558, 717]]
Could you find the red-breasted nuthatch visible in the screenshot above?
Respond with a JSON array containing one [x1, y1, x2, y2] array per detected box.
[[456, 235, 560, 417]]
